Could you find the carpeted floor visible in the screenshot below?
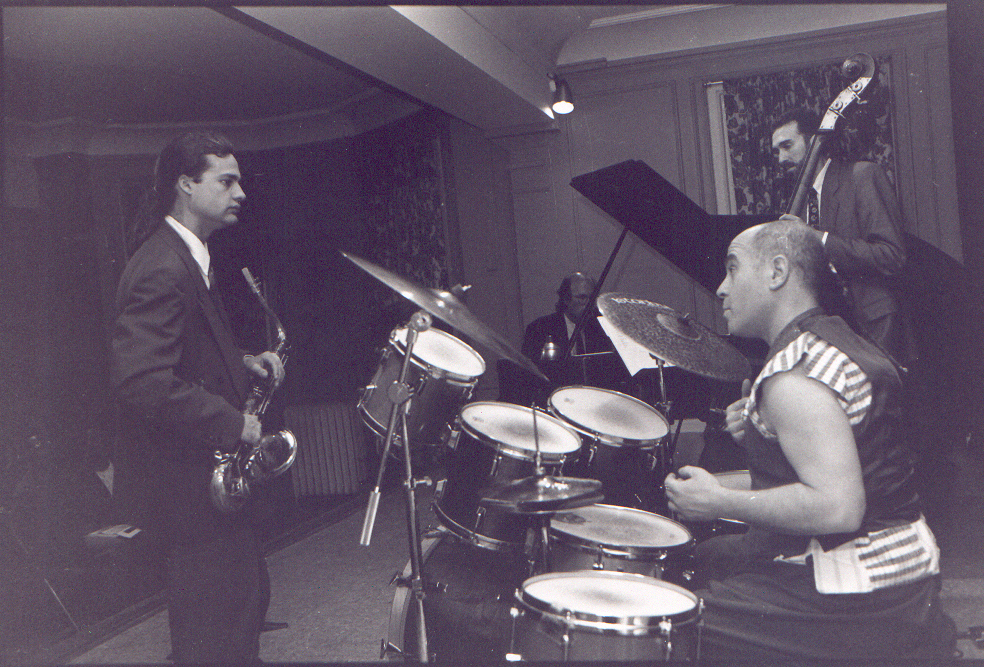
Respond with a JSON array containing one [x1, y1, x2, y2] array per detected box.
[[68, 435, 984, 664]]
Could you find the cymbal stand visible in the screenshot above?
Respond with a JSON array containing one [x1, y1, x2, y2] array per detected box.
[[651, 356, 677, 479], [360, 310, 432, 663], [527, 405, 552, 575]]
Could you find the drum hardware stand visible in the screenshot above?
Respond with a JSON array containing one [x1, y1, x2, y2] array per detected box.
[[648, 355, 677, 478], [360, 310, 434, 663], [525, 405, 554, 576]]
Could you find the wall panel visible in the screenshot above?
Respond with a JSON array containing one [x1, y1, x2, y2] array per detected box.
[[497, 11, 958, 341]]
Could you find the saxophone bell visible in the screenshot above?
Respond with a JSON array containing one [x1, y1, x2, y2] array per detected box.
[[247, 429, 298, 481], [209, 430, 298, 514]]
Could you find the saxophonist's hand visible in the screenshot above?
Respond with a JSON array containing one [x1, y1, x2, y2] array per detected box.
[[244, 352, 285, 389], [241, 414, 262, 446]]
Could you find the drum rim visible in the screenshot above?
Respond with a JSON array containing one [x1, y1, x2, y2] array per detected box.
[[516, 571, 699, 633], [547, 385, 669, 447], [549, 504, 694, 557], [392, 327, 487, 381], [459, 402, 581, 460]]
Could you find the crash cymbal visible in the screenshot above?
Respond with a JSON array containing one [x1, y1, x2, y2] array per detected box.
[[597, 293, 750, 382], [342, 251, 547, 382], [481, 475, 604, 515]]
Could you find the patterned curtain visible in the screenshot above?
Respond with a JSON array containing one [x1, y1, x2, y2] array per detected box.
[[358, 113, 451, 322], [723, 56, 895, 216], [360, 116, 449, 288]]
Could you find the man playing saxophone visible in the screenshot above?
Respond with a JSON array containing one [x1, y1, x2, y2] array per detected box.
[[111, 130, 284, 664]]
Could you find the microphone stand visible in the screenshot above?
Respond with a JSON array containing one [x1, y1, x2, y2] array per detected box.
[[359, 310, 432, 663]]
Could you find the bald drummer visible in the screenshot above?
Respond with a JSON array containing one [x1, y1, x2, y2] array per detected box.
[[664, 220, 952, 662]]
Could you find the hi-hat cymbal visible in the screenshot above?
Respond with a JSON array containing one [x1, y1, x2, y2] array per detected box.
[[597, 293, 750, 382], [481, 475, 604, 515], [342, 251, 547, 382]]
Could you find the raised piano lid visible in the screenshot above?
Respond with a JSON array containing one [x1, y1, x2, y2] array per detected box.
[[570, 159, 772, 294]]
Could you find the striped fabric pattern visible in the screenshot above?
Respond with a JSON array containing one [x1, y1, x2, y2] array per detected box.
[[746, 331, 872, 438], [806, 516, 941, 594], [855, 519, 939, 588]]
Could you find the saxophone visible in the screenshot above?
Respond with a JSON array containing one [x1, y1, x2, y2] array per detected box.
[[210, 267, 298, 513]]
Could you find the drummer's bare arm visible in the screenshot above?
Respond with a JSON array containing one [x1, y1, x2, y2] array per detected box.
[[723, 378, 751, 443], [668, 368, 865, 535]]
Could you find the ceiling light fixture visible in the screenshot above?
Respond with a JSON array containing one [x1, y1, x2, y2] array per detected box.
[[551, 76, 574, 115]]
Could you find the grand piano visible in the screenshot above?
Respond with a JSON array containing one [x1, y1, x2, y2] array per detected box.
[[568, 159, 770, 426]]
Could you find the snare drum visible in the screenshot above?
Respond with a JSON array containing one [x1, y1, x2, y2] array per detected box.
[[359, 327, 485, 446], [435, 402, 581, 551], [549, 386, 669, 506], [509, 570, 701, 662], [549, 504, 693, 578]]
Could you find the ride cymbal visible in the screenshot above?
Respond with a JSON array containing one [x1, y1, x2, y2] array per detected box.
[[597, 293, 750, 382], [342, 251, 547, 382]]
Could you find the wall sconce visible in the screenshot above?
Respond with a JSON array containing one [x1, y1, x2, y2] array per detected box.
[[551, 76, 574, 115]]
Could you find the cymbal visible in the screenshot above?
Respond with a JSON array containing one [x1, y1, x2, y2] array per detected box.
[[597, 293, 750, 382], [342, 251, 548, 382], [481, 475, 604, 515]]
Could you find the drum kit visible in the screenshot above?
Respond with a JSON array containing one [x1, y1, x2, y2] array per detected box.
[[342, 252, 751, 663]]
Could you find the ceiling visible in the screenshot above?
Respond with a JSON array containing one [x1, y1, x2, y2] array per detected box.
[[2, 5, 661, 131], [2, 4, 946, 137]]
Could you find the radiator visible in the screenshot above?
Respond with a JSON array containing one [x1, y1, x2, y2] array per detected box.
[[285, 402, 370, 496]]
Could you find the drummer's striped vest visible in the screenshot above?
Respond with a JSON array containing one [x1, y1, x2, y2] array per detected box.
[[742, 308, 921, 557]]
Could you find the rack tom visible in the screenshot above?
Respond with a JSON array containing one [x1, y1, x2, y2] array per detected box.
[[359, 327, 485, 446], [435, 401, 581, 551], [549, 386, 669, 505]]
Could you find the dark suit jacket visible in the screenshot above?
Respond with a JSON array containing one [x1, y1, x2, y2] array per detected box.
[[518, 310, 629, 395], [111, 223, 249, 529], [819, 159, 906, 326]]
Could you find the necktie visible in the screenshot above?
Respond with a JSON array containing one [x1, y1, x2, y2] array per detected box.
[[807, 188, 820, 229]]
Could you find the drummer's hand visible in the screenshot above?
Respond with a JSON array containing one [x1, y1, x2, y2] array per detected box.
[[664, 466, 721, 522], [724, 378, 751, 443]]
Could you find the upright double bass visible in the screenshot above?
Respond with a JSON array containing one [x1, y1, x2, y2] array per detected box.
[[785, 53, 877, 218], [782, 53, 878, 331]]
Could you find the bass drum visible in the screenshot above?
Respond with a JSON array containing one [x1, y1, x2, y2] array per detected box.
[[385, 532, 524, 662], [509, 570, 702, 662]]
